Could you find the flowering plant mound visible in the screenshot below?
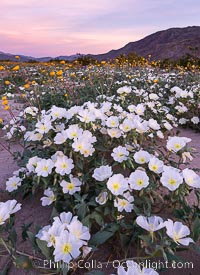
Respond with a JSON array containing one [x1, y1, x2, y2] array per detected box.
[[0, 62, 200, 274]]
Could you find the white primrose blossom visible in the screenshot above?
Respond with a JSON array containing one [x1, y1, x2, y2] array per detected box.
[[37, 212, 90, 263], [41, 188, 56, 206], [164, 219, 194, 246]]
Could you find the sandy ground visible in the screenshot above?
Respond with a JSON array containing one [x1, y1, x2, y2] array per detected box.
[[0, 103, 200, 275]]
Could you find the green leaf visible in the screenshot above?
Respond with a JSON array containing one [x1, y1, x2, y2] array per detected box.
[[90, 224, 119, 246], [27, 231, 38, 250], [21, 222, 33, 241], [77, 203, 87, 220], [193, 217, 200, 242], [15, 256, 33, 270], [36, 239, 51, 259], [165, 251, 185, 263]]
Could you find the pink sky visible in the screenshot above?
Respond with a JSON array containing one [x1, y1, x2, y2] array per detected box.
[[0, 0, 199, 57]]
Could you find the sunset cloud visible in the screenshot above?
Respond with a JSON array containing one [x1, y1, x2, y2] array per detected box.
[[0, 0, 199, 57]]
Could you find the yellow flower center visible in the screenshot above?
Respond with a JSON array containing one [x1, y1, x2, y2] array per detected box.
[[139, 157, 145, 163], [61, 163, 68, 169], [62, 243, 72, 254], [72, 132, 77, 137], [112, 182, 120, 191], [124, 125, 130, 130], [169, 178, 176, 185], [111, 121, 116, 126], [174, 143, 181, 149], [187, 177, 193, 184], [151, 165, 158, 171], [136, 179, 144, 186], [41, 125, 47, 131], [43, 166, 49, 172], [50, 235, 56, 245], [83, 149, 89, 155], [173, 233, 181, 243], [120, 200, 127, 207], [68, 183, 74, 190], [12, 182, 17, 187]]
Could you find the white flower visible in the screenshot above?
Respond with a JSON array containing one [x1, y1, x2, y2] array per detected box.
[[54, 130, 68, 144], [135, 104, 145, 115], [182, 168, 200, 188], [0, 200, 21, 225], [26, 156, 42, 173], [50, 106, 69, 121], [148, 157, 163, 174], [136, 215, 165, 232], [117, 260, 159, 275], [95, 191, 108, 205], [134, 150, 151, 164], [54, 231, 82, 263], [67, 218, 91, 245], [35, 159, 54, 177], [53, 212, 73, 230], [106, 116, 119, 128], [6, 176, 22, 192], [156, 130, 164, 139], [36, 119, 52, 134], [107, 128, 121, 138], [149, 93, 159, 100], [164, 219, 194, 245], [41, 188, 56, 206], [129, 170, 149, 190], [107, 174, 128, 195], [114, 192, 134, 212], [78, 109, 95, 123], [66, 124, 83, 139], [92, 165, 113, 181], [148, 118, 160, 130], [163, 121, 173, 131], [55, 156, 74, 175], [40, 223, 63, 247], [111, 146, 129, 163], [120, 118, 134, 132], [117, 86, 132, 94], [60, 176, 82, 195], [191, 116, 199, 124], [160, 169, 183, 191], [166, 136, 191, 153]]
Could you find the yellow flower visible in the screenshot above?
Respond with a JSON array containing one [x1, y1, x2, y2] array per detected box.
[[32, 80, 36, 85], [64, 93, 68, 97], [4, 105, 10, 110], [56, 70, 63, 76], [15, 55, 20, 59], [2, 96, 7, 100], [60, 60, 65, 64], [5, 80, 10, 85], [0, 66, 5, 71], [13, 65, 20, 71], [0, 118, 3, 124], [101, 61, 106, 64], [21, 94, 26, 98], [153, 79, 158, 83], [24, 84, 30, 89], [50, 71, 55, 76], [2, 100, 8, 105]]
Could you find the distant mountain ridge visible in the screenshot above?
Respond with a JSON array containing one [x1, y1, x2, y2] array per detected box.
[[0, 26, 199, 62], [91, 26, 200, 61]]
